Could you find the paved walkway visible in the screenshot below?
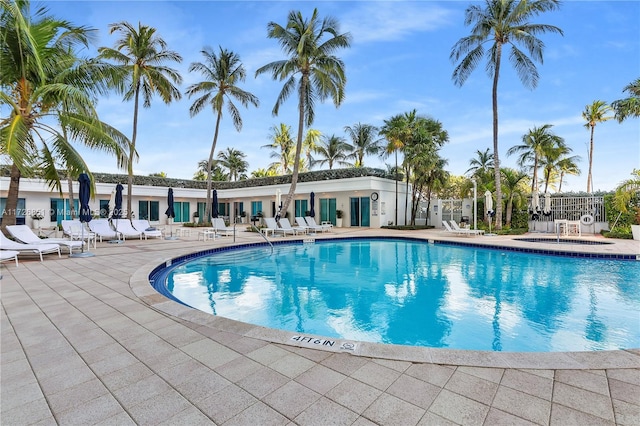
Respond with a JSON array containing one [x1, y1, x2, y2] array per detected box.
[[1, 228, 639, 425]]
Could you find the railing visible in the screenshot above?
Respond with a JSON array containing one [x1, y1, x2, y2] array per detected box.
[[251, 224, 273, 254]]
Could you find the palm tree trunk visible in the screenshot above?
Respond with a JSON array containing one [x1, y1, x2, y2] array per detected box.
[[67, 171, 76, 219], [492, 43, 503, 230], [280, 77, 307, 220], [587, 126, 595, 193], [206, 112, 223, 223], [128, 84, 141, 220], [1, 164, 21, 233]]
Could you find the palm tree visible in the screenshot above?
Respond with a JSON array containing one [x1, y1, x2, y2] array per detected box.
[[582, 100, 613, 193], [303, 128, 322, 168], [262, 123, 294, 174], [185, 46, 258, 222], [1, 0, 128, 230], [217, 147, 248, 181], [98, 21, 183, 219], [500, 168, 529, 226], [507, 124, 564, 192], [539, 144, 579, 193], [194, 159, 226, 181], [256, 8, 351, 217], [311, 135, 351, 169], [251, 167, 279, 178], [611, 78, 640, 123], [556, 156, 581, 193], [465, 148, 494, 184], [450, 0, 563, 230], [343, 123, 381, 167]]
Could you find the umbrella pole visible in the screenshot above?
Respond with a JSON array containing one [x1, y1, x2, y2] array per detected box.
[[70, 221, 95, 257], [165, 218, 178, 240]]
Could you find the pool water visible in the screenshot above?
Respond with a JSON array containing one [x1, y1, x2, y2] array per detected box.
[[163, 238, 640, 352]]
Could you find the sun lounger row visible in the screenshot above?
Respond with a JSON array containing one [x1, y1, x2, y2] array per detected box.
[[1, 232, 61, 262], [260, 217, 333, 237], [61, 219, 164, 242]]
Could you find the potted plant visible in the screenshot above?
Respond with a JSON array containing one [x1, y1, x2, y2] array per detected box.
[[612, 169, 640, 240], [31, 212, 44, 228], [336, 210, 343, 227]]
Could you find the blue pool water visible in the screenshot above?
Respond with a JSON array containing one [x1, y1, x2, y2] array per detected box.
[[160, 238, 640, 352]]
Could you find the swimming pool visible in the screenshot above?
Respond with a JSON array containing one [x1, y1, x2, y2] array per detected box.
[[153, 238, 639, 352]]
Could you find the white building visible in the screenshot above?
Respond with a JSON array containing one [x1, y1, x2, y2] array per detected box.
[[1, 169, 412, 229]]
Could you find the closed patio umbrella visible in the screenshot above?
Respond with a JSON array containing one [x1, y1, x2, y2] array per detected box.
[[71, 173, 94, 257], [109, 184, 124, 243], [485, 190, 496, 235], [531, 190, 541, 220], [212, 189, 219, 219], [310, 192, 315, 217], [543, 192, 552, 216], [165, 188, 177, 239]]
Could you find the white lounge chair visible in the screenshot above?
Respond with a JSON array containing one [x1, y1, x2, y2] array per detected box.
[[305, 216, 331, 233], [111, 219, 143, 241], [296, 217, 315, 233], [61, 219, 97, 249], [88, 219, 119, 242], [1, 250, 19, 267], [450, 220, 484, 236], [443, 221, 477, 237], [259, 217, 277, 237], [6, 225, 84, 254], [131, 219, 164, 239], [263, 217, 296, 237], [279, 217, 307, 235], [0, 232, 61, 262], [212, 218, 235, 237]]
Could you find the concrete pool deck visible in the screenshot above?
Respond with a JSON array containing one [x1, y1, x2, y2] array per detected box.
[[2, 227, 639, 425]]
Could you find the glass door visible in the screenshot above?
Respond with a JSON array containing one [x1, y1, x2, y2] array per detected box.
[[349, 197, 370, 227]]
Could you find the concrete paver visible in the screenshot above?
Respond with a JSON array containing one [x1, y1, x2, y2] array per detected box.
[[1, 228, 638, 425]]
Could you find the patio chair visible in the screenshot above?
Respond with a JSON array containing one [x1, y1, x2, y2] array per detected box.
[[62, 220, 97, 249], [6, 225, 84, 254], [263, 217, 295, 237], [212, 218, 235, 237], [88, 219, 119, 242], [296, 217, 316, 233], [111, 219, 143, 241], [131, 219, 164, 239], [449, 220, 484, 236], [0, 232, 61, 262], [279, 217, 307, 235], [305, 217, 332, 233], [442, 221, 477, 237], [1, 250, 19, 267], [260, 217, 278, 237]]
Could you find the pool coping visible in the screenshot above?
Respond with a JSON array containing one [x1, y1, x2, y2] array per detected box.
[[129, 233, 640, 370]]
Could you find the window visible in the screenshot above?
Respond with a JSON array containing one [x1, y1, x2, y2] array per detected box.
[[295, 199, 308, 218], [251, 201, 262, 216], [138, 201, 159, 221], [218, 202, 229, 217], [0, 197, 26, 225], [320, 198, 337, 225], [235, 202, 244, 217], [99, 200, 110, 218], [173, 202, 190, 223], [50, 198, 79, 224]]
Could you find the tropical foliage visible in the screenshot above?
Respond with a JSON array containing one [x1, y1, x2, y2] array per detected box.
[[611, 78, 640, 123], [311, 134, 351, 170], [1, 0, 128, 229], [450, 0, 563, 229], [343, 122, 381, 167]]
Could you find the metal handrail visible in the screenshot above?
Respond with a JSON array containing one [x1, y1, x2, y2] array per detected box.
[[251, 224, 273, 254]]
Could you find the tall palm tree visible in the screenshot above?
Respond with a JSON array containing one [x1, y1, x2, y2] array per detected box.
[[256, 8, 351, 217], [311, 135, 351, 169], [185, 46, 258, 222], [582, 100, 613, 193], [98, 22, 182, 219], [450, 0, 563, 230], [611, 78, 640, 123], [343, 122, 381, 167], [262, 123, 294, 174], [194, 159, 226, 181], [379, 111, 414, 225], [217, 147, 248, 181], [507, 124, 564, 192], [1, 0, 128, 230], [539, 144, 579, 193]]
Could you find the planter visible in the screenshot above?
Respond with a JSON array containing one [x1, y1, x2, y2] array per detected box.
[[32, 219, 40, 229], [632, 224, 640, 241], [336, 218, 343, 228]]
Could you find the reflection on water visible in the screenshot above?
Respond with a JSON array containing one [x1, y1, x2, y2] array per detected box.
[[166, 239, 640, 352]]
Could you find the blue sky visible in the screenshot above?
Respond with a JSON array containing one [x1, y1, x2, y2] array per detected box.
[[43, 0, 639, 192]]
